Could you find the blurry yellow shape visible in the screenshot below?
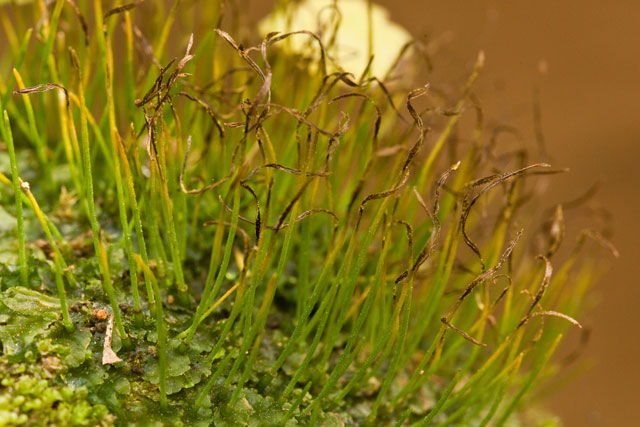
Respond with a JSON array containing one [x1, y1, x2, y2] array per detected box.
[[259, 0, 412, 78]]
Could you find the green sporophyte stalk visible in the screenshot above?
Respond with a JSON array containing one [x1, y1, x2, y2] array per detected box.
[[0, 0, 616, 425]]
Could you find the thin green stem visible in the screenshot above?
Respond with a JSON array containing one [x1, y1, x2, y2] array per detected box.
[[0, 110, 27, 288]]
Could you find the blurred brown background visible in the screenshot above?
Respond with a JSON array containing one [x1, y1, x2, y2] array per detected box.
[[370, 1, 639, 425], [252, 0, 639, 425]]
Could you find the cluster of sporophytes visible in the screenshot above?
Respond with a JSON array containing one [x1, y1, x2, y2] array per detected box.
[[0, 0, 615, 425]]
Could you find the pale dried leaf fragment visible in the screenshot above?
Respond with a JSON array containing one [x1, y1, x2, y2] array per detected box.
[[528, 310, 583, 328], [102, 311, 123, 365]]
